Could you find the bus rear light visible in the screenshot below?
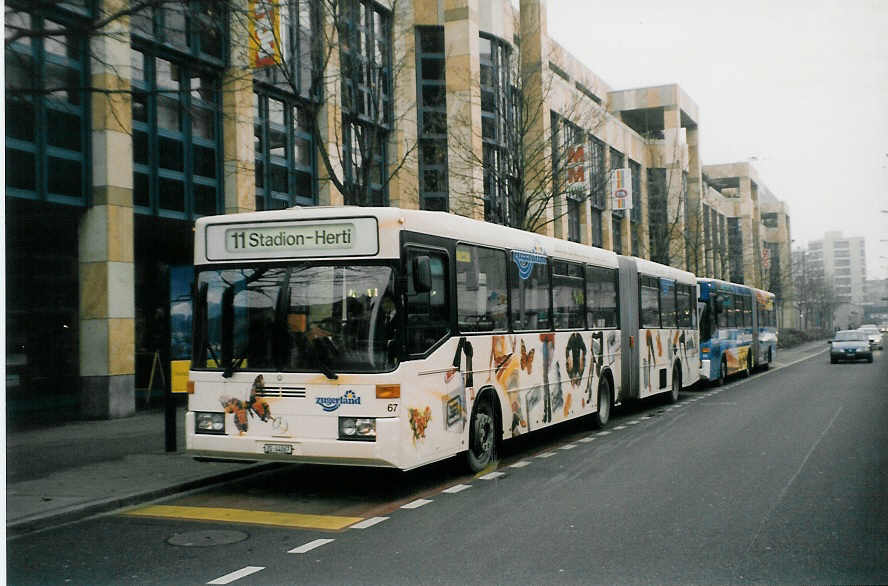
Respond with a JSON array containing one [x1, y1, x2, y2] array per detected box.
[[187, 380, 195, 394], [376, 384, 400, 399]]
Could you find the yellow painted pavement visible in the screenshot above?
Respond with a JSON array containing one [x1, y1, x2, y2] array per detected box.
[[125, 505, 363, 530]]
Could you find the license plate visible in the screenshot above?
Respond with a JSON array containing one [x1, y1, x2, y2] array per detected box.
[[263, 443, 293, 456]]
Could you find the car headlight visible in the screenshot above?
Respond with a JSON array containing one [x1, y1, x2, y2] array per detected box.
[[339, 417, 376, 441], [196, 412, 225, 434]]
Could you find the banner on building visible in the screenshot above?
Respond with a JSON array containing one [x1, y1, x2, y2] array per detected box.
[[566, 143, 587, 197], [610, 167, 632, 211], [249, 1, 283, 68]]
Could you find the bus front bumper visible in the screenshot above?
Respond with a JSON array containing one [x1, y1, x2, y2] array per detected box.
[[185, 411, 404, 468]]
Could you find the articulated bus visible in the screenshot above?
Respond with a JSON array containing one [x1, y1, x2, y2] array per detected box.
[[697, 278, 777, 385], [186, 207, 697, 472]]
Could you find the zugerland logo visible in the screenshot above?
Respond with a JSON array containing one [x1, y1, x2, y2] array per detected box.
[[316, 390, 361, 412]]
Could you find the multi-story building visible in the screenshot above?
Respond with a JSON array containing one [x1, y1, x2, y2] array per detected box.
[[4, 0, 795, 420]]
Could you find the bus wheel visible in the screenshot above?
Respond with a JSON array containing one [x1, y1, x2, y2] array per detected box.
[[743, 351, 752, 377], [666, 366, 681, 403], [591, 377, 611, 429], [715, 358, 727, 387], [467, 397, 496, 473], [762, 348, 771, 370]]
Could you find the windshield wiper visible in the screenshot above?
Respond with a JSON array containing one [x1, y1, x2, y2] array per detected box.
[[311, 337, 339, 380], [222, 354, 246, 378]]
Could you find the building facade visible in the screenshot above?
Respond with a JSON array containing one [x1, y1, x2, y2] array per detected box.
[[5, 0, 794, 421]]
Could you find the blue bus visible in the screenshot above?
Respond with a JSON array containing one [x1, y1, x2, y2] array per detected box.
[[697, 279, 777, 385]]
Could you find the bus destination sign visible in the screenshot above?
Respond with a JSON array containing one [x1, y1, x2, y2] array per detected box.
[[206, 217, 379, 260]]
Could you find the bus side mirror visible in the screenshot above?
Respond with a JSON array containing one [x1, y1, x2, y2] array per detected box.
[[412, 255, 432, 293]]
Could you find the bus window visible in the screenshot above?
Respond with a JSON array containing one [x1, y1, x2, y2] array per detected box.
[[405, 248, 450, 354], [716, 293, 728, 329], [640, 275, 660, 328], [676, 284, 692, 328], [552, 260, 585, 330], [509, 251, 550, 331], [586, 266, 618, 329], [660, 278, 677, 328], [456, 244, 508, 332], [744, 296, 752, 327], [700, 301, 712, 342]]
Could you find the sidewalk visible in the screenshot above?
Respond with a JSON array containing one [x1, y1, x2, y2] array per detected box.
[[6, 340, 827, 538], [6, 406, 275, 537]]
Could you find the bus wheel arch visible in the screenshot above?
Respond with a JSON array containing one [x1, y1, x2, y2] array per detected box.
[[667, 360, 681, 403], [466, 386, 500, 473], [591, 371, 613, 429]]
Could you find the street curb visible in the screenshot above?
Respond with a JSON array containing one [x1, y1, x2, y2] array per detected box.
[[6, 462, 281, 538]]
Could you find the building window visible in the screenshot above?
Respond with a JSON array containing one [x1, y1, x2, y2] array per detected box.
[[552, 114, 586, 243], [252, 0, 317, 99], [609, 148, 624, 254], [131, 48, 222, 218], [590, 208, 603, 248], [131, 1, 226, 64], [647, 168, 668, 264], [340, 0, 391, 206], [416, 26, 448, 211], [589, 137, 606, 210], [629, 159, 641, 254], [703, 204, 712, 274], [253, 92, 315, 210], [761, 212, 778, 228], [5, 10, 89, 206], [480, 33, 515, 225]]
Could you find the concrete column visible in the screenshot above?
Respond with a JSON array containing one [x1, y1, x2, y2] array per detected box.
[[685, 127, 704, 274], [223, 12, 256, 214], [663, 105, 686, 270], [445, 0, 484, 220], [638, 163, 650, 259], [739, 177, 757, 285], [387, 0, 420, 210], [601, 146, 614, 250], [80, 0, 135, 418]]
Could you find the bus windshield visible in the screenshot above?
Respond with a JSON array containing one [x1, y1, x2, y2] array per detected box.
[[193, 263, 399, 375]]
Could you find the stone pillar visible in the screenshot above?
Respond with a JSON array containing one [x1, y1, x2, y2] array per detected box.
[[387, 0, 420, 210], [638, 163, 651, 259], [663, 105, 686, 270], [223, 12, 256, 214], [445, 0, 484, 220], [80, 0, 135, 418], [685, 127, 704, 274], [739, 176, 757, 285]]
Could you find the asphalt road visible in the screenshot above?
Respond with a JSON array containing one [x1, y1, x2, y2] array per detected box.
[[8, 346, 888, 585]]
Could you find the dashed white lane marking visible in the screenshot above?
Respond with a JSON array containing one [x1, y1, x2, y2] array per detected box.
[[288, 539, 334, 554], [350, 517, 388, 529], [510, 460, 532, 468], [537, 451, 557, 458], [578, 437, 596, 443], [208, 567, 265, 584], [613, 425, 627, 430], [596, 431, 612, 436], [479, 471, 505, 480], [443, 483, 472, 493], [559, 444, 577, 450], [627, 420, 641, 425], [401, 499, 433, 509]]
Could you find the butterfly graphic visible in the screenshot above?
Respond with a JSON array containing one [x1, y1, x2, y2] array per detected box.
[[520, 340, 535, 374], [219, 375, 271, 433]]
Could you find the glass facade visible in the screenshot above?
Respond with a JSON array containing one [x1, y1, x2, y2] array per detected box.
[[416, 26, 448, 211], [253, 92, 315, 209], [5, 9, 89, 206], [480, 33, 515, 225]]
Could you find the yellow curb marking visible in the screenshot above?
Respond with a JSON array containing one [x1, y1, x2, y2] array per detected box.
[[125, 505, 363, 530]]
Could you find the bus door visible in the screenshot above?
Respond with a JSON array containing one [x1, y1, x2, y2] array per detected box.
[[751, 295, 761, 366], [617, 256, 639, 402]]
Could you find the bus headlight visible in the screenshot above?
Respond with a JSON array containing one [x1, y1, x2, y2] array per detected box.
[[196, 412, 225, 434], [339, 417, 376, 441]]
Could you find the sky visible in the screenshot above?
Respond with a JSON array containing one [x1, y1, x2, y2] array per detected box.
[[543, 0, 888, 279]]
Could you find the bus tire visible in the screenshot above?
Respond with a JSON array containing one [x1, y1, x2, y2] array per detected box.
[[715, 358, 727, 387], [666, 365, 681, 403], [743, 351, 752, 378], [591, 376, 612, 429], [762, 348, 771, 370], [466, 395, 497, 473]]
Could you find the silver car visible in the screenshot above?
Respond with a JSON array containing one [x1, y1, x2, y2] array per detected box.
[[829, 330, 873, 363], [857, 325, 883, 350]]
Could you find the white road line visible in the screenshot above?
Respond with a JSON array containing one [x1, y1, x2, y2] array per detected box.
[[559, 444, 577, 450], [613, 425, 627, 430], [288, 539, 334, 554], [627, 420, 641, 425], [479, 471, 505, 480], [443, 484, 473, 493], [537, 451, 557, 458], [510, 460, 532, 468], [350, 517, 389, 529], [208, 567, 265, 584], [401, 498, 433, 509], [578, 437, 596, 443], [596, 431, 612, 436]]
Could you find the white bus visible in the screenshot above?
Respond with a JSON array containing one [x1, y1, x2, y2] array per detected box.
[[186, 207, 697, 471]]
